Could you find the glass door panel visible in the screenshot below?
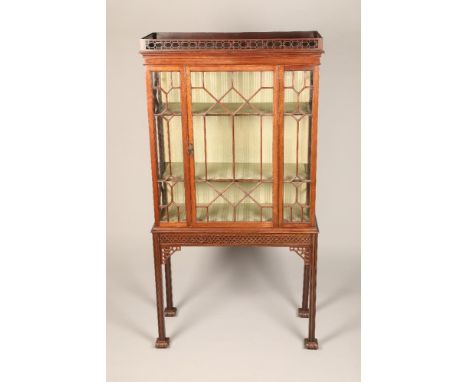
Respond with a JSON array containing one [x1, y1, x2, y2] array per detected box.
[[190, 71, 274, 223], [151, 71, 186, 223], [283, 70, 313, 223]]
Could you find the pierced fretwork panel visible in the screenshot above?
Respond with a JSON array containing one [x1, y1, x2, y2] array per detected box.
[[191, 71, 274, 223], [151, 71, 186, 223], [283, 70, 313, 223]]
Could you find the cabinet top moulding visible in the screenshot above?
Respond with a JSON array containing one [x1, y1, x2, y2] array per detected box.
[[140, 31, 324, 65]]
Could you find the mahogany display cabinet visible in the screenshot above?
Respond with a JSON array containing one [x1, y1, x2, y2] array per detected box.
[[140, 32, 324, 349]]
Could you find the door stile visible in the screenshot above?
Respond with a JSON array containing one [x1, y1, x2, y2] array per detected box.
[[272, 65, 282, 227], [180, 65, 193, 226], [185, 66, 197, 226], [277, 65, 285, 226]]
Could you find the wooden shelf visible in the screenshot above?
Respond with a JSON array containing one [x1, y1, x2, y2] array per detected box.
[[159, 162, 310, 182], [155, 102, 311, 116]]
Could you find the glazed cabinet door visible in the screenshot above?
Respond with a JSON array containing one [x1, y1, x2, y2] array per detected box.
[[146, 68, 191, 225], [280, 68, 317, 225], [186, 67, 277, 226]]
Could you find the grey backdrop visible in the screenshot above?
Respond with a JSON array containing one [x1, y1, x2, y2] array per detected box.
[[107, 0, 360, 380]]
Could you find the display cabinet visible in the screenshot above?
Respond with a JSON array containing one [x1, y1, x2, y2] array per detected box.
[[140, 32, 324, 349]]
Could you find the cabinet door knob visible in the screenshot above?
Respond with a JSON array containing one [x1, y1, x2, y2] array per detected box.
[[188, 143, 194, 156]]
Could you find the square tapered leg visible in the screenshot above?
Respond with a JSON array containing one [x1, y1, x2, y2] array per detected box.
[[304, 234, 319, 349], [298, 263, 310, 318], [164, 257, 177, 317], [164, 258, 177, 317], [153, 234, 170, 348]]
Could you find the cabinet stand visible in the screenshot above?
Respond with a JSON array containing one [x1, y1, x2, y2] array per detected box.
[[152, 227, 319, 349]]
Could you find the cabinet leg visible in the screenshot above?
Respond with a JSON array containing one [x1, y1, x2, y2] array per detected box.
[[153, 234, 170, 348], [298, 263, 310, 318], [164, 258, 177, 317], [304, 234, 319, 350]]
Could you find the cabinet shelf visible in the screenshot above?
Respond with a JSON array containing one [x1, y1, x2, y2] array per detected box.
[[159, 162, 310, 182], [155, 102, 311, 116]]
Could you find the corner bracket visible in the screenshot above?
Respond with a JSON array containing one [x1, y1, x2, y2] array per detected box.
[[161, 246, 181, 264], [289, 246, 311, 265]]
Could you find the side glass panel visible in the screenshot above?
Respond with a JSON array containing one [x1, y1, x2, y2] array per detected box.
[[283, 70, 313, 223], [151, 71, 186, 222], [190, 71, 274, 223]]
